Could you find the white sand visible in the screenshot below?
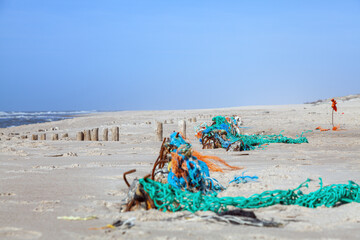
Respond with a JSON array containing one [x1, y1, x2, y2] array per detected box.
[[0, 96, 359, 239]]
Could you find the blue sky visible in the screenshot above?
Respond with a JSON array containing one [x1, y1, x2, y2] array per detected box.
[[0, 0, 359, 111]]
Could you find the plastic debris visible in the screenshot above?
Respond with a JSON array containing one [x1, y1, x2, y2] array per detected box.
[[229, 171, 259, 184], [57, 216, 98, 221], [164, 210, 280, 227], [196, 116, 309, 151], [139, 178, 360, 213], [89, 217, 136, 230], [121, 132, 243, 211], [315, 126, 330, 132], [154, 132, 241, 194]]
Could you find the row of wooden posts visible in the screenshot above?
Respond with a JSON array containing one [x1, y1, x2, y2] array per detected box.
[[30, 127, 120, 141], [76, 127, 119, 141], [31, 133, 67, 141], [29, 117, 194, 142]]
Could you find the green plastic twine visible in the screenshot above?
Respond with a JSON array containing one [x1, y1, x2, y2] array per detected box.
[[202, 116, 310, 150], [140, 178, 360, 213]]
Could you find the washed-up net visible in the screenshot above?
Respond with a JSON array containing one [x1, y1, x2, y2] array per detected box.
[[165, 132, 241, 194], [197, 116, 309, 150], [140, 178, 360, 213]]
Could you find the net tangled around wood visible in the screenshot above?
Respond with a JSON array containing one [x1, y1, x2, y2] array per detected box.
[[195, 116, 309, 151], [164, 132, 242, 194], [121, 131, 242, 212]]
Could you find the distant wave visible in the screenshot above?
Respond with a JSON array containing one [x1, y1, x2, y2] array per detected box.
[[0, 110, 96, 128], [0, 110, 96, 116]]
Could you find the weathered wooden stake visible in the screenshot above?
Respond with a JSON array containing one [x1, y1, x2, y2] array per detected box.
[[62, 133, 69, 139], [178, 120, 186, 138], [52, 134, 59, 141], [84, 130, 91, 141], [91, 128, 99, 141], [156, 122, 163, 141], [31, 134, 38, 140], [103, 128, 108, 141], [111, 127, 119, 141], [76, 132, 84, 141], [192, 117, 197, 123], [40, 133, 46, 140]]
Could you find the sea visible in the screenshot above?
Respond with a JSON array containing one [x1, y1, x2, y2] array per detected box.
[[0, 111, 96, 128]]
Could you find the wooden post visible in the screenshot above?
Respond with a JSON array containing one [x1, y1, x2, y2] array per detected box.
[[192, 117, 197, 123], [103, 128, 108, 141], [40, 134, 46, 140], [156, 122, 163, 141], [61, 133, 68, 139], [31, 134, 38, 140], [91, 128, 99, 141], [178, 120, 186, 138], [84, 130, 91, 141], [76, 132, 84, 141], [52, 134, 58, 141], [111, 127, 119, 141]]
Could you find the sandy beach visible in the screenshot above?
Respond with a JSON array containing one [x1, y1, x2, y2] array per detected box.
[[1, 96, 359, 240]]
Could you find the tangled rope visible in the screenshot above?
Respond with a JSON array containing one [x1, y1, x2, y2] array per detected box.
[[140, 178, 360, 213], [196, 116, 309, 151], [166, 132, 241, 194], [229, 172, 259, 184]]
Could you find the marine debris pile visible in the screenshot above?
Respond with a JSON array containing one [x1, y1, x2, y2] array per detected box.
[[121, 124, 359, 214], [122, 131, 242, 212], [195, 116, 309, 151], [119, 115, 359, 229]]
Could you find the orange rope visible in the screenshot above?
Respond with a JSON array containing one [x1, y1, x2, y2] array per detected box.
[[170, 152, 184, 178], [315, 126, 330, 132], [332, 125, 343, 131], [89, 224, 115, 230], [192, 150, 243, 172], [316, 125, 344, 131], [195, 131, 202, 139]]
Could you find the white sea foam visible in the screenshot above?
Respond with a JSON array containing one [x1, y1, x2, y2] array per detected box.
[[1, 110, 95, 116], [0, 110, 96, 128]]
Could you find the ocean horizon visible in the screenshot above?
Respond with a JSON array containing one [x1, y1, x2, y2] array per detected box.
[[0, 111, 97, 128]]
